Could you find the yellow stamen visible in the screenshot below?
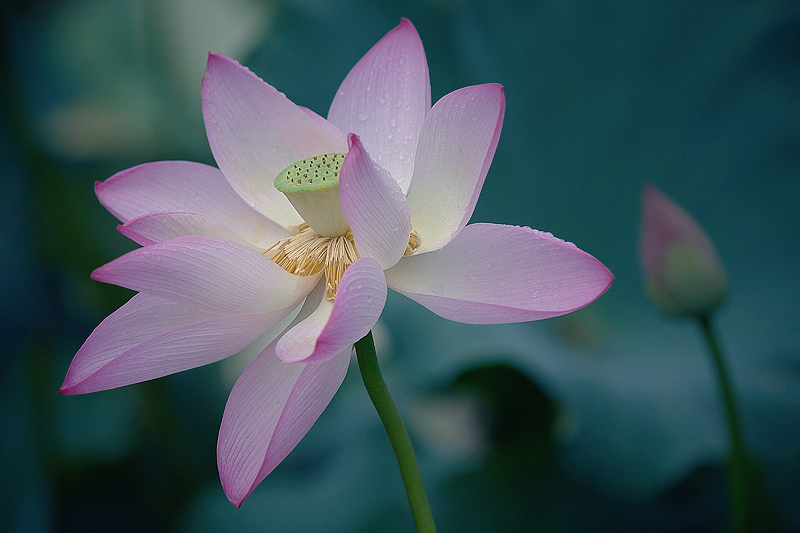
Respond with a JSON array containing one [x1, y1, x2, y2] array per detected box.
[[265, 223, 360, 300], [265, 225, 419, 300], [404, 229, 420, 256]]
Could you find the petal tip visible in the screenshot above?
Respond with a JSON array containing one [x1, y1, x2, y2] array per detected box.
[[275, 335, 314, 364], [224, 487, 249, 509], [205, 51, 228, 66], [599, 267, 615, 294], [395, 17, 418, 35], [642, 183, 663, 209], [58, 373, 86, 395], [203, 53, 263, 87], [577, 259, 614, 309], [221, 478, 252, 508], [89, 265, 106, 282], [346, 132, 361, 149]]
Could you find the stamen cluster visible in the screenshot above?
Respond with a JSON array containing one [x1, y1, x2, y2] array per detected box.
[[266, 223, 360, 300], [405, 229, 420, 256]]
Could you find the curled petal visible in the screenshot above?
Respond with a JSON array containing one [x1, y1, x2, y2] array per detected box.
[[328, 18, 430, 193], [385, 223, 613, 324], [202, 53, 337, 227], [60, 294, 291, 394], [276, 257, 387, 364], [92, 236, 318, 315], [406, 84, 505, 253], [95, 161, 286, 248], [218, 332, 351, 507], [340, 134, 412, 269]]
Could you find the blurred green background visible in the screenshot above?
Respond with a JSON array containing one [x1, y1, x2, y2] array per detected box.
[[1, 0, 799, 531]]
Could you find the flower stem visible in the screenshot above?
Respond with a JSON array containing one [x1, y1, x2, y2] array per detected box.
[[699, 314, 749, 532], [354, 331, 437, 533]]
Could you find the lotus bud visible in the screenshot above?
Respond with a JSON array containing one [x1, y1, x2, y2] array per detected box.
[[639, 185, 727, 317]]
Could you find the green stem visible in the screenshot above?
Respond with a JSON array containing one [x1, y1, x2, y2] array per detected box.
[[699, 315, 748, 533], [354, 331, 437, 533]]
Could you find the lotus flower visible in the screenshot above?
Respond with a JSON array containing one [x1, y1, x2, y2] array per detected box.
[[640, 185, 727, 317], [60, 19, 613, 506]]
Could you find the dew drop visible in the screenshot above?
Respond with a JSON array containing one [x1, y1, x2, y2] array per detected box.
[[357, 112, 369, 122]]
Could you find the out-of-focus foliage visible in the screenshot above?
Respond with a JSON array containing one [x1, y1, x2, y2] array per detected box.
[[1, 0, 798, 531]]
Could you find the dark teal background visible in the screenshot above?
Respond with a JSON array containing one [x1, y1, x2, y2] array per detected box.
[[2, 0, 798, 531]]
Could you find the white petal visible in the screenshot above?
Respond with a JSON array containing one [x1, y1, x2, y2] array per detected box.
[[60, 294, 290, 394], [218, 319, 350, 506], [92, 236, 318, 315], [327, 19, 430, 193], [339, 135, 412, 269], [406, 84, 505, 253], [202, 53, 337, 227], [386, 223, 613, 323], [119, 211, 279, 249], [96, 161, 287, 248]]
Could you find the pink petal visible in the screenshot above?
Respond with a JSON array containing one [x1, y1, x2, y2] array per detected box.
[[339, 134, 412, 269], [119, 212, 265, 248], [202, 53, 337, 228], [405, 84, 505, 254], [60, 293, 291, 395], [276, 257, 387, 364], [95, 161, 287, 247], [327, 18, 430, 193], [298, 106, 348, 152], [385, 223, 613, 324], [92, 236, 318, 315], [218, 331, 351, 507]]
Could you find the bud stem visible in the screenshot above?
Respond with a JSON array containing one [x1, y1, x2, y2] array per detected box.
[[700, 314, 749, 533]]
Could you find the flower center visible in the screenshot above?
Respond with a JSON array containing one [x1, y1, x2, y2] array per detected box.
[[268, 152, 421, 300], [265, 223, 360, 301]]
